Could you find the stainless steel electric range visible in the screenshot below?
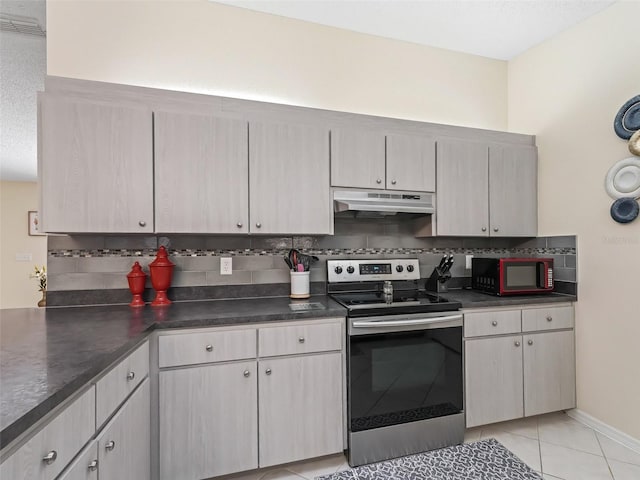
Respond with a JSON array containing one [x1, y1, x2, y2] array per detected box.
[[327, 259, 465, 467]]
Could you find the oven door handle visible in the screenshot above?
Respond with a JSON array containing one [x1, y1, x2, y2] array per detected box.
[[352, 314, 463, 329]]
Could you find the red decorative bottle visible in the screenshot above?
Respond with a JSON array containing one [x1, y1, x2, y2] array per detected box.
[[149, 246, 175, 306], [126, 261, 147, 307]]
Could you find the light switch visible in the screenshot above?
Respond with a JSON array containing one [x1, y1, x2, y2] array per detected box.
[[465, 255, 474, 270], [16, 253, 32, 262]]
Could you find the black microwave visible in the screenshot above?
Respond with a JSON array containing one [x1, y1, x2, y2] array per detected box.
[[472, 258, 554, 295]]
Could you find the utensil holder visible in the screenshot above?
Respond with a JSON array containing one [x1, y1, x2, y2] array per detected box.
[[290, 271, 310, 299]]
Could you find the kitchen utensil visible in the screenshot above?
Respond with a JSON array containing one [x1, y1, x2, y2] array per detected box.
[[437, 254, 448, 269], [284, 256, 294, 271], [443, 255, 454, 273]]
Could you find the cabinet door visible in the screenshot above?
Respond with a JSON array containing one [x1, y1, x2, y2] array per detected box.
[[330, 127, 386, 189], [57, 441, 98, 480], [436, 140, 489, 236], [40, 96, 153, 233], [386, 134, 435, 192], [259, 353, 343, 467], [523, 331, 575, 417], [249, 121, 331, 234], [159, 361, 258, 480], [489, 145, 538, 236], [97, 379, 150, 480], [465, 336, 523, 428], [154, 111, 249, 233]]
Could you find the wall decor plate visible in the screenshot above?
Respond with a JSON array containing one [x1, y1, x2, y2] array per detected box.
[[629, 129, 640, 156], [614, 95, 640, 140], [605, 157, 640, 199], [610, 197, 639, 224]]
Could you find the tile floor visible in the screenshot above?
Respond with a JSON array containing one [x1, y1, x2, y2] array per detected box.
[[224, 412, 640, 480]]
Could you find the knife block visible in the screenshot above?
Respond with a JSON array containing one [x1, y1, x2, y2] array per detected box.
[[425, 267, 451, 293]]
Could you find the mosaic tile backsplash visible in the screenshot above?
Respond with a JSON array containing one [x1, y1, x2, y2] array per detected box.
[[47, 219, 577, 304]]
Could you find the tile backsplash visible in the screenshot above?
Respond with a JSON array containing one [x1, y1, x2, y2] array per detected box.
[[47, 219, 577, 305]]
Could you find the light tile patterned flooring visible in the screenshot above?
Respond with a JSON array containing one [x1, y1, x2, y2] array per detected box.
[[224, 412, 640, 480]]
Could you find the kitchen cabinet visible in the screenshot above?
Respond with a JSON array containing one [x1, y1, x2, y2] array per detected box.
[[0, 386, 95, 480], [97, 378, 150, 480], [464, 304, 575, 428], [57, 442, 98, 480], [159, 361, 258, 480], [39, 95, 153, 233], [249, 121, 332, 234], [436, 140, 537, 236], [330, 128, 436, 192], [154, 111, 249, 233], [157, 318, 344, 479]]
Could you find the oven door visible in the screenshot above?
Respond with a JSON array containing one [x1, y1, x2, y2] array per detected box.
[[348, 312, 463, 434]]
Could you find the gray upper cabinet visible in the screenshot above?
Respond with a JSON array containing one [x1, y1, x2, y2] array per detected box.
[[489, 145, 538, 236], [436, 140, 538, 237], [330, 128, 436, 192], [249, 121, 332, 234], [436, 140, 490, 236], [386, 133, 436, 192], [330, 127, 386, 189], [154, 111, 249, 233], [40, 96, 154, 233]]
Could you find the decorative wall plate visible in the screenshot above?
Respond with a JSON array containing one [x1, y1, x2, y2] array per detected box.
[[605, 157, 640, 199], [614, 95, 640, 140], [610, 197, 639, 224], [629, 129, 640, 156]]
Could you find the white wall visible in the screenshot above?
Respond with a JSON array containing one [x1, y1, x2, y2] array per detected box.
[[0, 181, 48, 309], [46, 0, 507, 130], [509, 1, 640, 439]]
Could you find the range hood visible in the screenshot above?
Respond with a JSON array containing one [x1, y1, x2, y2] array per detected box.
[[333, 190, 435, 216]]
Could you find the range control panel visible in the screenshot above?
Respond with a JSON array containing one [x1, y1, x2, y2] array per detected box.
[[327, 259, 420, 283]]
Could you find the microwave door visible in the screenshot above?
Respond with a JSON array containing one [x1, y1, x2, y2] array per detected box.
[[503, 262, 539, 291]]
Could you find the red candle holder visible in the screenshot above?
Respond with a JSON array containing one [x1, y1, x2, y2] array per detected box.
[[126, 261, 147, 307], [149, 246, 175, 306]]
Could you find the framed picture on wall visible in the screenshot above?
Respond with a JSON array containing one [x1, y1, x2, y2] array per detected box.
[[28, 211, 45, 236]]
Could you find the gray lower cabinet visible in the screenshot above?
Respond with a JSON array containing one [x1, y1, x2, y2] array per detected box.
[[159, 361, 258, 480], [97, 378, 150, 480], [56, 442, 98, 480], [436, 140, 537, 237], [249, 121, 332, 234], [39, 95, 154, 233], [464, 305, 575, 428], [258, 353, 343, 467], [154, 111, 249, 233]]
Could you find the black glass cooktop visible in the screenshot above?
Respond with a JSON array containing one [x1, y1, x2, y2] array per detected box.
[[330, 290, 461, 317]]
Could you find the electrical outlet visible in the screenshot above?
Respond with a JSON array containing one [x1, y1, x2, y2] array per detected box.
[[220, 257, 232, 275], [16, 253, 32, 262], [465, 255, 474, 270]]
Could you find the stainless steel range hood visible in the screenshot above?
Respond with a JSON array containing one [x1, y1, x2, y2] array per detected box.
[[333, 190, 435, 216]]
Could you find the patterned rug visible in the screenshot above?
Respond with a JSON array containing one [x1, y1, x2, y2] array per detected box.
[[316, 439, 542, 480]]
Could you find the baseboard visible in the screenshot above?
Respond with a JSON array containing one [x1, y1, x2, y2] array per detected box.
[[567, 408, 640, 454]]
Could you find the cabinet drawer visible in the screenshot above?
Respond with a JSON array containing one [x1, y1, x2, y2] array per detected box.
[[0, 387, 95, 480], [259, 321, 342, 357], [464, 310, 521, 338], [522, 305, 573, 332], [158, 328, 257, 368], [57, 441, 98, 480], [96, 341, 149, 428]]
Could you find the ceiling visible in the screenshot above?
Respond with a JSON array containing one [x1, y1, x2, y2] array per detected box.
[[0, 0, 618, 182]]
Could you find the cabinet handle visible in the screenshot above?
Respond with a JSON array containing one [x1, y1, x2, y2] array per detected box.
[[88, 459, 98, 472], [376, 178, 382, 184], [391, 179, 397, 185], [126, 371, 135, 381], [237, 222, 243, 228], [528, 339, 534, 346], [514, 341, 521, 347], [105, 441, 115, 451], [481, 227, 487, 232], [491, 321, 498, 326], [298, 336, 305, 343], [138, 221, 146, 227], [243, 370, 250, 378], [546, 316, 553, 322], [265, 368, 272, 375], [42, 450, 57, 465], [255, 222, 262, 229], [493, 227, 499, 232], [205, 344, 213, 352]]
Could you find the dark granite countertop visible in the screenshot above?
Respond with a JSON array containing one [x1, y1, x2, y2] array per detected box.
[[441, 289, 577, 308], [0, 295, 346, 450]]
